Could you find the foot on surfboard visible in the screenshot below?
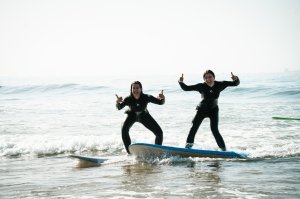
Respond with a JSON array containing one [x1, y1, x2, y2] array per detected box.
[[220, 147, 226, 151], [185, 143, 194, 149]]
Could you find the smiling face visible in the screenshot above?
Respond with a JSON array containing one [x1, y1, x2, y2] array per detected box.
[[204, 73, 215, 84], [203, 70, 215, 86], [131, 82, 142, 99]]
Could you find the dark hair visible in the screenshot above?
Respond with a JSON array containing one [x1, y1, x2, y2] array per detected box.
[[130, 81, 143, 96], [203, 70, 215, 79]]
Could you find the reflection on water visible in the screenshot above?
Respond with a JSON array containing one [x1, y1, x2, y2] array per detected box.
[[121, 163, 163, 197], [118, 159, 225, 198]]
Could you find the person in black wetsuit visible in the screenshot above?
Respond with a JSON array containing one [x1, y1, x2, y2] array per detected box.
[[116, 81, 165, 154], [178, 70, 240, 151]]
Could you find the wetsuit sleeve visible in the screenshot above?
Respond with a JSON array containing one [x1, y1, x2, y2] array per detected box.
[[223, 77, 240, 86], [219, 77, 240, 91], [178, 82, 201, 91], [116, 97, 128, 110], [147, 95, 165, 105], [234, 77, 240, 86]]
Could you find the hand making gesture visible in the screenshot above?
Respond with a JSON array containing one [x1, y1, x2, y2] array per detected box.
[[179, 73, 184, 82], [231, 72, 238, 81], [115, 94, 123, 104], [158, 90, 165, 100]]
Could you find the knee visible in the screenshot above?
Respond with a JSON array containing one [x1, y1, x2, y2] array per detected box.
[[211, 125, 219, 132], [155, 128, 163, 137], [121, 126, 130, 137], [211, 128, 220, 136], [157, 126, 163, 134], [210, 122, 219, 132], [122, 122, 132, 132], [157, 131, 163, 138], [121, 127, 129, 135]]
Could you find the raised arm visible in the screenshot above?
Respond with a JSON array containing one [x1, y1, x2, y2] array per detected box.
[[115, 94, 126, 110], [158, 90, 165, 104], [178, 73, 201, 91], [219, 72, 240, 91], [148, 90, 165, 105], [231, 72, 240, 86]]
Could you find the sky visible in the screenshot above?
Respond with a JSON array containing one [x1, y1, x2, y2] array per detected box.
[[0, 0, 300, 77]]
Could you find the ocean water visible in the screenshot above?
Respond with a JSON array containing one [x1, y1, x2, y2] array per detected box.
[[0, 71, 299, 199]]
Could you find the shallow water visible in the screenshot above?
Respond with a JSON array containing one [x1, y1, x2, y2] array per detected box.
[[1, 72, 300, 198], [1, 155, 299, 199]]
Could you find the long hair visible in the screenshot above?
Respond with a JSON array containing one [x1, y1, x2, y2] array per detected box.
[[130, 81, 143, 97], [203, 70, 215, 79]]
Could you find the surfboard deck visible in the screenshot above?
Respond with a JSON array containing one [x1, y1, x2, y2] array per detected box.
[[70, 155, 109, 165], [272, 116, 300, 121], [129, 143, 247, 159]]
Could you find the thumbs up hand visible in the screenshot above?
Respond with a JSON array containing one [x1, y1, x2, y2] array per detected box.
[[231, 72, 238, 81], [179, 73, 184, 82], [115, 94, 123, 103], [158, 90, 165, 100]]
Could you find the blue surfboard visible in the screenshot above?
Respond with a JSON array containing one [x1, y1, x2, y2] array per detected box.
[[129, 143, 247, 159]]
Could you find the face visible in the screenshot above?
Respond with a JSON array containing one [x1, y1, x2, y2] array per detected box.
[[131, 83, 142, 98], [204, 73, 215, 84]]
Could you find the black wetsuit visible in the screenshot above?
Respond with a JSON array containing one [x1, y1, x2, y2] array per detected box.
[[179, 78, 240, 149], [116, 93, 165, 154]]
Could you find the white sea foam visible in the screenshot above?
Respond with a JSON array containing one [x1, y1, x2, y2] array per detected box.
[[0, 72, 300, 159]]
